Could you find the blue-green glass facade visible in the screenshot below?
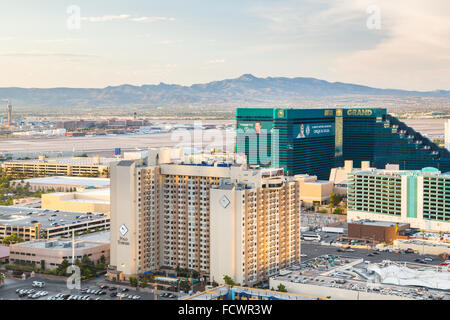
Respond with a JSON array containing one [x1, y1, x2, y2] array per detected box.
[[236, 108, 450, 179]]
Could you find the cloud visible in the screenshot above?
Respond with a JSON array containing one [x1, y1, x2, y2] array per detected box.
[[253, 0, 450, 90], [130, 16, 175, 22], [0, 51, 98, 59], [330, 0, 450, 90], [206, 59, 226, 64], [159, 40, 183, 45], [34, 38, 84, 43], [81, 14, 175, 23], [0, 37, 14, 41], [81, 14, 131, 22]]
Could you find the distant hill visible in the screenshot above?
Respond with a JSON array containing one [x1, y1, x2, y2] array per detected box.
[[1, 74, 449, 108]]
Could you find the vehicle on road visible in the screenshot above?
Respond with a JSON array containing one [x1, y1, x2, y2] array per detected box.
[[301, 233, 321, 241], [32, 281, 45, 288]]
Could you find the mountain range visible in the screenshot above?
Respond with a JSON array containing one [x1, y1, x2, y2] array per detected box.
[[1, 74, 449, 108]]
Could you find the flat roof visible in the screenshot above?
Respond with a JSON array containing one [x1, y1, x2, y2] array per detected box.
[[75, 231, 110, 243], [14, 239, 102, 250], [183, 285, 318, 300], [273, 255, 449, 299], [0, 205, 108, 229], [350, 220, 408, 227], [17, 176, 110, 187]]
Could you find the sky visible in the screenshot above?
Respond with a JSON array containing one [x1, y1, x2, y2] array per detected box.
[[0, 0, 449, 90]]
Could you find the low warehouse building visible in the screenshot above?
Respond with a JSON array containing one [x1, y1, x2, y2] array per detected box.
[[348, 220, 410, 243], [41, 188, 110, 215], [9, 233, 109, 270]]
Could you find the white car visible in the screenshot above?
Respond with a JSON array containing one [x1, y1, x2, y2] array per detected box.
[[32, 281, 45, 288]]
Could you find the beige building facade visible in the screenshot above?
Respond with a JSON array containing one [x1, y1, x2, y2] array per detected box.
[[41, 188, 110, 215], [294, 175, 334, 208], [9, 239, 109, 270], [2, 156, 113, 178], [108, 149, 302, 286]]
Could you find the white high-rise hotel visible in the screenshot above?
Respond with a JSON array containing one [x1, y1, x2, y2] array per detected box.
[[108, 149, 302, 286]]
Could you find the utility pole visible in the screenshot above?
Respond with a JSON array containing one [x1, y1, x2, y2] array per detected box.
[[72, 230, 75, 266]]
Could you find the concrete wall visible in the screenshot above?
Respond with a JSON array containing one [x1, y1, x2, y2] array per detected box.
[[210, 188, 241, 285], [347, 211, 450, 233], [269, 279, 411, 300], [110, 161, 139, 277], [394, 240, 450, 255], [9, 241, 109, 270], [41, 192, 110, 214]]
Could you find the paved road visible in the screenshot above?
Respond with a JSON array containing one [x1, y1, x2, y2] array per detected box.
[[301, 242, 447, 265]]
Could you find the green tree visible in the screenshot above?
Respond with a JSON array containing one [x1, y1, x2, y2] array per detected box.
[[141, 278, 148, 288], [329, 193, 344, 207], [129, 277, 138, 287], [277, 284, 288, 292], [0, 272, 4, 285], [1, 233, 24, 245], [333, 207, 343, 215], [223, 275, 235, 287], [178, 280, 191, 292], [56, 259, 70, 276], [40, 260, 46, 271]]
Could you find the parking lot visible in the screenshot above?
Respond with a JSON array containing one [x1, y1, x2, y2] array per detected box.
[[301, 241, 448, 266], [0, 276, 181, 300]]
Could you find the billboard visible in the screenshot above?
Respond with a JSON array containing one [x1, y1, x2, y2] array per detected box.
[[293, 123, 334, 139], [237, 121, 273, 133], [114, 148, 122, 156]]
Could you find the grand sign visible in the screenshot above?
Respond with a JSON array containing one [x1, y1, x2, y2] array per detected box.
[[346, 109, 374, 116]]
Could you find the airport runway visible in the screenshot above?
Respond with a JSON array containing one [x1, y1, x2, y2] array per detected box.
[[0, 119, 445, 156]]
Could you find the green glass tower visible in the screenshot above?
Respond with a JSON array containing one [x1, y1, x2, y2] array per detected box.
[[236, 108, 450, 179]]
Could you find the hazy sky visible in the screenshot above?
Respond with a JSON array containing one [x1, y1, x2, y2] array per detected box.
[[0, 0, 449, 90]]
